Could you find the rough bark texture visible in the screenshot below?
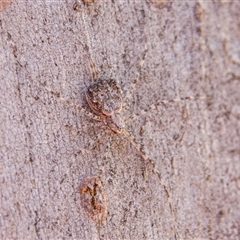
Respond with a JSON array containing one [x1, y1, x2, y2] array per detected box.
[[0, 1, 240, 239]]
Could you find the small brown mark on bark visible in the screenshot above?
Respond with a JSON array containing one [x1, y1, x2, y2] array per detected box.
[[0, 0, 13, 11], [73, 0, 96, 11], [83, 0, 96, 5], [194, 2, 205, 22], [79, 176, 108, 224], [147, 0, 172, 9]]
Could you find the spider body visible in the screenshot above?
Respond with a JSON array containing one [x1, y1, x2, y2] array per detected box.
[[85, 78, 124, 133]]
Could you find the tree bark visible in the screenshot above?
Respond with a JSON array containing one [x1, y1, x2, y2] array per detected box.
[[0, 1, 239, 239]]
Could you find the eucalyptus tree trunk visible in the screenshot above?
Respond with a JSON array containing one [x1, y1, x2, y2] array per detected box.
[[1, 1, 239, 239]]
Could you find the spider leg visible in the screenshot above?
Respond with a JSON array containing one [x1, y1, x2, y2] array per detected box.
[[38, 81, 101, 122], [122, 78, 138, 107], [121, 128, 156, 172], [125, 95, 209, 123], [121, 127, 177, 236], [80, 5, 99, 82], [88, 58, 99, 81]]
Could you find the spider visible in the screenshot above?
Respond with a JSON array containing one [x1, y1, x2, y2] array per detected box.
[[85, 78, 124, 134]]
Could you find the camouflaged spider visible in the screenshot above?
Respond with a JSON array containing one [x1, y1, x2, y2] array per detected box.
[[84, 74, 154, 170], [39, 65, 152, 169]]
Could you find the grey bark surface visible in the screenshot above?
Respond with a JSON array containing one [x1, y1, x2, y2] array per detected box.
[[0, 1, 240, 239]]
